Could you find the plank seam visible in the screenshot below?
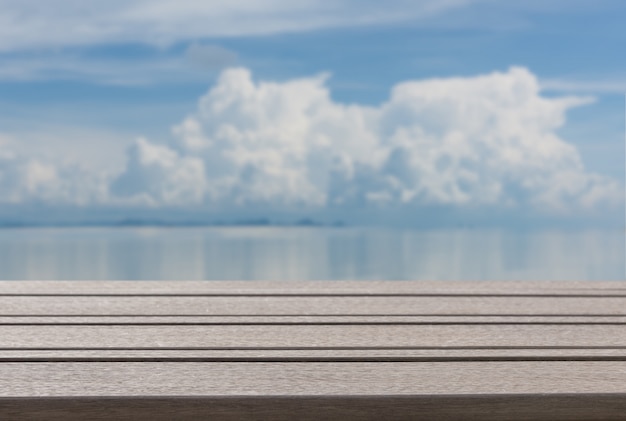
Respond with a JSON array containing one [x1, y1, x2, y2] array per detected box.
[[2, 357, 626, 363], [3, 314, 626, 317], [4, 346, 626, 351], [3, 293, 626, 297], [3, 322, 626, 325]]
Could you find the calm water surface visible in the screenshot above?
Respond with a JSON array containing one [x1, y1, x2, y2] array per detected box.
[[0, 227, 623, 281]]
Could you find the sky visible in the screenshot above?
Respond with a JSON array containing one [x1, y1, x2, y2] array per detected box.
[[0, 0, 624, 227]]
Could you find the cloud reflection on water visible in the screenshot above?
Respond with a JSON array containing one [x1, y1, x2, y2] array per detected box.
[[0, 227, 622, 281]]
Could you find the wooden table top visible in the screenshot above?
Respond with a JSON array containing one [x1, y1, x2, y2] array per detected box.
[[1, 281, 625, 420]]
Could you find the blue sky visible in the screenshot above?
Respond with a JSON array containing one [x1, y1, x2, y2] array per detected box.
[[0, 0, 623, 226]]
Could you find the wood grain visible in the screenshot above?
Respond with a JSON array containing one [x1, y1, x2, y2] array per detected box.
[[2, 362, 626, 396], [1, 348, 626, 362], [0, 324, 625, 348], [2, 315, 625, 324], [2, 295, 626, 315], [1, 280, 625, 420], [1, 280, 624, 295]]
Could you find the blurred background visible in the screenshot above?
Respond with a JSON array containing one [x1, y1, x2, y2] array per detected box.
[[0, 1, 623, 280]]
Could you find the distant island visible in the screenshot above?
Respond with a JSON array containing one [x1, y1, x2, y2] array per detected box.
[[0, 218, 347, 229]]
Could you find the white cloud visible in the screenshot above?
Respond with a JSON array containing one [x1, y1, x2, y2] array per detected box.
[[0, 152, 106, 206], [108, 66, 622, 220], [0, 126, 132, 173], [0, 129, 115, 207], [110, 137, 207, 206], [0, 0, 485, 52], [1, 66, 622, 224], [0, 0, 621, 54]]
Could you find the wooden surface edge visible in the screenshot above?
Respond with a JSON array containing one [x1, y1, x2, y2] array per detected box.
[[1, 280, 624, 295], [2, 394, 625, 421]]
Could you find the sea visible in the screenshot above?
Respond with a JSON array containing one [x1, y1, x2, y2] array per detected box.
[[0, 226, 623, 281]]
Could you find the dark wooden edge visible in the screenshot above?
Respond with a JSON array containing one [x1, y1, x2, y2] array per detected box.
[[1, 394, 625, 421]]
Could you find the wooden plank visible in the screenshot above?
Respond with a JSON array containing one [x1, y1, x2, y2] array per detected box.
[[1, 296, 625, 315], [2, 362, 626, 396], [1, 348, 626, 362], [2, 315, 626, 325], [3, 395, 626, 421], [1, 280, 624, 296], [2, 281, 625, 420], [0, 325, 625, 348]]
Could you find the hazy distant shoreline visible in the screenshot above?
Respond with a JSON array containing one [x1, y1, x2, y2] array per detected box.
[[0, 218, 345, 229], [0, 219, 622, 231]]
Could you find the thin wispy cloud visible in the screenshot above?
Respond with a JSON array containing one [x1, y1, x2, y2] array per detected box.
[[4, 0, 620, 52], [0, 47, 236, 85], [0, 0, 480, 51]]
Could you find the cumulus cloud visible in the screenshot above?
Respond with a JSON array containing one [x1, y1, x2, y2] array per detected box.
[[110, 137, 207, 206], [108, 66, 622, 222], [0, 150, 105, 206], [1, 66, 622, 225]]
